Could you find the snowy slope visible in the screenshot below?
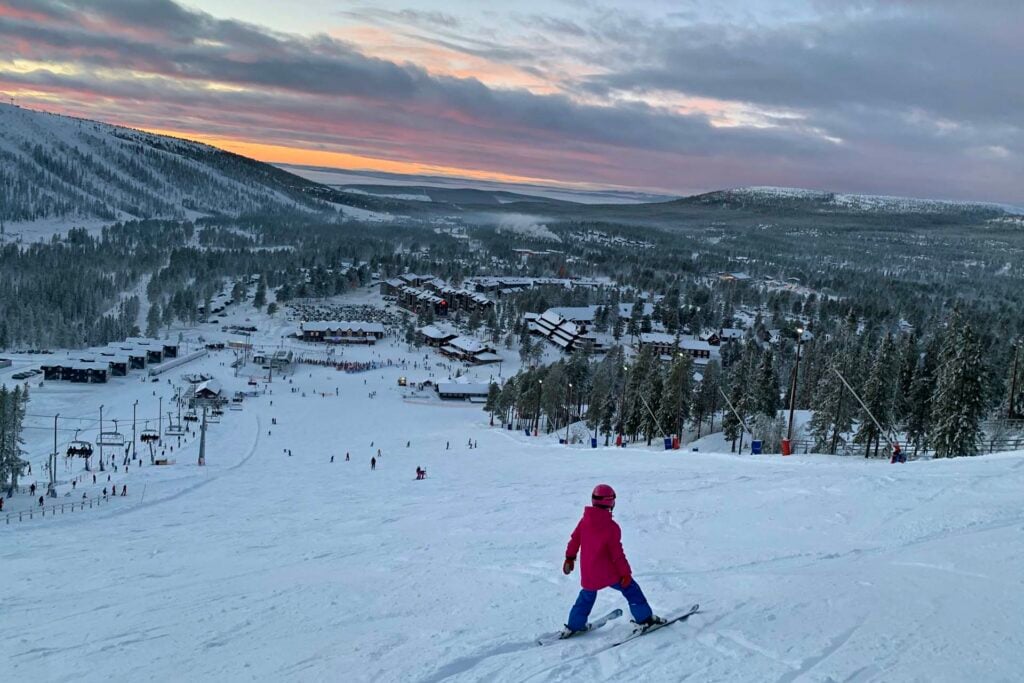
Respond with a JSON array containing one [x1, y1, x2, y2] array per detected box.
[[0, 103, 324, 224], [688, 186, 1023, 215], [4, 321, 1024, 681]]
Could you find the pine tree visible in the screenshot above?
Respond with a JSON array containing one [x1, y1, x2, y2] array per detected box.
[[693, 360, 721, 438], [253, 278, 267, 308], [639, 362, 663, 445], [484, 382, 500, 426], [659, 354, 693, 440], [0, 383, 28, 493], [146, 302, 162, 337], [931, 312, 986, 457], [753, 351, 781, 419], [854, 334, 897, 457], [905, 336, 940, 453]]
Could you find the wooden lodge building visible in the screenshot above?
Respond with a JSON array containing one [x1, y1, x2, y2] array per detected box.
[[298, 321, 386, 344], [636, 332, 716, 364]]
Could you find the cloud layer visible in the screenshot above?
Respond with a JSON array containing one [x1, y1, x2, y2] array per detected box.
[[1, 0, 1021, 202]]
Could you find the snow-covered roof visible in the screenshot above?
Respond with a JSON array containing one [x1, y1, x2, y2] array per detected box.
[[546, 306, 597, 323], [436, 383, 490, 396], [639, 332, 677, 345], [302, 320, 386, 334], [419, 325, 456, 340], [194, 379, 222, 396], [447, 336, 490, 354]]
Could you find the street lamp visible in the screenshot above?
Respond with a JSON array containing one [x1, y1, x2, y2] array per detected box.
[[535, 379, 543, 436], [786, 328, 804, 445], [565, 382, 573, 445]]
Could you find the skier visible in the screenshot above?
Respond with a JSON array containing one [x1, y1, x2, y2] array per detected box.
[[560, 484, 663, 637], [346, 452, 350, 461], [330, 455, 335, 463], [371, 457, 376, 471], [890, 441, 906, 464]]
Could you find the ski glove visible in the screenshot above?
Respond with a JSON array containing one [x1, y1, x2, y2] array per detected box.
[[563, 557, 575, 575], [619, 574, 632, 589]]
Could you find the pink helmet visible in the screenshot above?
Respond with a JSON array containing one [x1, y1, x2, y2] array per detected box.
[[592, 484, 616, 509]]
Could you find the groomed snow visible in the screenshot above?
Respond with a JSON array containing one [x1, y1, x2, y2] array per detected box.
[[3, 303, 1024, 682]]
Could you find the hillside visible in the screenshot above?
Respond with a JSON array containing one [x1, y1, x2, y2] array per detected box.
[[671, 186, 1020, 217], [0, 104, 327, 224]]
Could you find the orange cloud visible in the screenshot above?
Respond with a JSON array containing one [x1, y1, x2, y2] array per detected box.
[[140, 126, 595, 188]]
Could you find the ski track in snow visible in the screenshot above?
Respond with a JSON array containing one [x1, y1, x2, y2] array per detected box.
[[3, 327, 1024, 681]]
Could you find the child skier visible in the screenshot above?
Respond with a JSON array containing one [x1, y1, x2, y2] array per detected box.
[[560, 484, 663, 637]]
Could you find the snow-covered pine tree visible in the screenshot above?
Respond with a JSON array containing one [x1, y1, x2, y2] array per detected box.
[[0, 384, 29, 494], [930, 311, 986, 457]]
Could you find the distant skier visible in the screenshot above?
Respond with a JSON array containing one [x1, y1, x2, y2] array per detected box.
[[560, 484, 663, 637], [890, 442, 905, 464], [371, 457, 376, 471], [345, 452, 350, 461], [121, 485, 127, 496], [330, 455, 335, 463]]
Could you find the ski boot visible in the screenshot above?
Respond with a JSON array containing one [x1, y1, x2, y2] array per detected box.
[[558, 625, 585, 640], [632, 615, 667, 634]]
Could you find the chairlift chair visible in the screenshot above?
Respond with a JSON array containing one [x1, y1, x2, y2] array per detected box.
[[66, 430, 94, 458], [97, 420, 126, 448], [183, 410, 199, 423], [140, 429, 160, 444]]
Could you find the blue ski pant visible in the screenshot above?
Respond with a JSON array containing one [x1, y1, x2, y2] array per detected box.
[[567, 580, 652, 631]]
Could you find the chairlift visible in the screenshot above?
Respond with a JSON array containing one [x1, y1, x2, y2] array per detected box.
[[97, 420, 126, 448], [183, 410, 199, 423], [66, 430, 94, 458], [140, 426, 160, 463], [165, 411, 185, 437]]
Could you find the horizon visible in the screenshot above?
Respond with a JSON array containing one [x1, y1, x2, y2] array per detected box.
[[1, 1, 1021, 204]]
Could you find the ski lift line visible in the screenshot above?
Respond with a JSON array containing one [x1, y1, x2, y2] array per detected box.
[[718, 387, 753, 436], [636, 391, 668, 439], [829, 366, 899, 449]]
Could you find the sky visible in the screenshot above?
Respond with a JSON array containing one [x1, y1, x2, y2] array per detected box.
[[0, 0, 1022, 202]]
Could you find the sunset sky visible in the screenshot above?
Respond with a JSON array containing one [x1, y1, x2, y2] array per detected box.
[[1, 0, 1022, 202]]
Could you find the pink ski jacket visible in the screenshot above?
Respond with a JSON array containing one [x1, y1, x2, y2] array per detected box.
[[565, 506, 632, 591]]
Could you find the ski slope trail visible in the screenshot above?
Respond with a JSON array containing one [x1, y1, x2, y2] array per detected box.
[[3, 354, 1024, 681]]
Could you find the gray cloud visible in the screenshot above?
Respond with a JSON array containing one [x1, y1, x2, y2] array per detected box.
[[0, 0, 1021, 202]]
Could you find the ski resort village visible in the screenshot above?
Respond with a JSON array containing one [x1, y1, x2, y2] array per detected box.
[[3, 3, 1024, 680]]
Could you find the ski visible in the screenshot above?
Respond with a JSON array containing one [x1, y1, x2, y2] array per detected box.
[[536, 608, 623, 646], [608, 603, 700, 648]]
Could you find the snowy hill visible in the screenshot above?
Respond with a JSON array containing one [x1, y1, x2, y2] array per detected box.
[[5, 323, 1024, 680], [0, 103, 326, 223], [676, 186, 1022, 216]]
